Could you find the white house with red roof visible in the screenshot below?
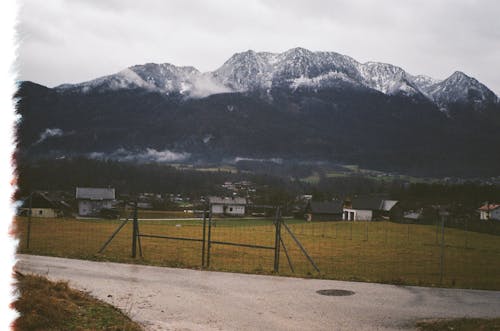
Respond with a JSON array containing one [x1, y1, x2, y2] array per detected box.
[[478, 203, 500, 221]]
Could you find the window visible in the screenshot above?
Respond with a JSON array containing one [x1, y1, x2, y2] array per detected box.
[[38, 210, 43, 215]]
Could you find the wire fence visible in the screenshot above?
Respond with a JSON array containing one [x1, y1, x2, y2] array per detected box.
[[14, 210, 500, 290]]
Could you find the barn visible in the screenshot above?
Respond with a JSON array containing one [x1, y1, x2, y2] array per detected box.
[[76, 187, 116, 217], [304, 201, 343, 221], [343, 197, 399, 221], [18, 191, 63, 218]]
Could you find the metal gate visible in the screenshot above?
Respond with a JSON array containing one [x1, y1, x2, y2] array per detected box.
[[99, 202, 319, 274]]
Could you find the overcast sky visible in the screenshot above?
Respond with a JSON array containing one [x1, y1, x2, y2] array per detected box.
[[17, 0, 500, 94]]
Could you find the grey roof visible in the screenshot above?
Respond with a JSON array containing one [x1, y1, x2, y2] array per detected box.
[[309, 201, 343, 214], [351, 197, 398, 211], [208, 196, 246, 205], [76, 187, 115, 200], [21, 192, 57, 209]]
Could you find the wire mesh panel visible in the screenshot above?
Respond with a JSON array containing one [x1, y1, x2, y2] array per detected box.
[[14, 214, 500, 290], [136, 219, 205, 268], [16, 217, 135, 262], [207, 218, 276, 274]]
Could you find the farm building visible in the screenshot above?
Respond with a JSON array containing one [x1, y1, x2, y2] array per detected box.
[[18, 191, 66, 218], [76, 187, 116, 217], [478, 203, 500, 221], [209, 196, 246, 216], [343, 197, 399, 221], [304, 200, 343, 221]]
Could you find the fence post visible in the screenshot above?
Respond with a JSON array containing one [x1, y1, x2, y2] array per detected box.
[[131, 201, 138, 258], [273, 206, 282, 273], [206, 207, 212, 268], [26, 193, 32, 250], [385, 221, 388, 243], [364, 221, 368, 241], [201, 209, 207, 268], [439, 212, 447, 285], [464, 218, 468, 248], [407, 223, 410, 242], [435, 217, 439, 244]]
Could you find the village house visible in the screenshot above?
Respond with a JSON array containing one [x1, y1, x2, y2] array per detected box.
[[478, 203, 500, 221], [18, 191, 66, 218], [304, 200, 343, 221], [76, 187, 116, 217], [343, 197, 399, 221], [208, 196, 247, 216]]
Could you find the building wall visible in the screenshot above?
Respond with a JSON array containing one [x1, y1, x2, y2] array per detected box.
[[310, 213, 342, 221], [22, 208, 58, 218], [211, 204, 224, 214], [343, 208, 373, 221], [480, 210, 489, 220], [211, 204, 245, 216], [480, 209, 500, 220], [78, 200, 113, 216], [226, 205, 245, 215]]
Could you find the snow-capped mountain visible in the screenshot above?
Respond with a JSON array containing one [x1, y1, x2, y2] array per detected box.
[[56, 47, 498, 108], [424, 71, 498, 107], [357, 62, 421, 95], [58, 63, 230, 98]]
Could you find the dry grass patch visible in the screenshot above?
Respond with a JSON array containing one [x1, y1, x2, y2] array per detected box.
[[12, 272, 142, 331], [417, 318, 500, 331]]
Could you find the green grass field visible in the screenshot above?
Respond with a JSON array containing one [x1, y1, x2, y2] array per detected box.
[[15, 216, 500, 290]]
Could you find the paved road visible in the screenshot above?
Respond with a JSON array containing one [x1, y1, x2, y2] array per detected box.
[[15, 254, 500, 331]]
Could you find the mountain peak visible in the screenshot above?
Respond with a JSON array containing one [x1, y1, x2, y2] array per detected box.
[[447, 71, 471, 82], [284, 47, 313, 55], [427, 71, 498, 107]]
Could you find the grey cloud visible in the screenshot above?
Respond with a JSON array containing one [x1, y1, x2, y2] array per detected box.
[[89, 148, 190, 163], [17, 0, 500, 94], [35, 128, 63, 144]]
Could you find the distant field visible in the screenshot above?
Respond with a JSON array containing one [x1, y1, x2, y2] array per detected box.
[[15, 217, 500, 290], [134, 210, 199, 219]]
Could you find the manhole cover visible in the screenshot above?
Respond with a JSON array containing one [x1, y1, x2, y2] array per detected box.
[[316, 289, 355, 296]]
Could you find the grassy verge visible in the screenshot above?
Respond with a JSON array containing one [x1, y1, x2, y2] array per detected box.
[[417, 318, 500, 330], [13, 272, 142, 331]]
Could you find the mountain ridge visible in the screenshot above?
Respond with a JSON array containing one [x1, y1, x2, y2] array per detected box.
[[55, 47, 499, 109]]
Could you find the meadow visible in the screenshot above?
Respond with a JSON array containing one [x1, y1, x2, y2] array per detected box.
[[15, 216, 500, 290]]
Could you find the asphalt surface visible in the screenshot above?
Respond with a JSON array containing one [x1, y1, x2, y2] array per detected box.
[[15, 254, 500, 331]]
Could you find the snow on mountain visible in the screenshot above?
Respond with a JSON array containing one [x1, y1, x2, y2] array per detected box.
[[411, 75, 440, 90], [57, 63, 231, 98], [212, 50, 275, 91], [358, 62, 421, 95], [57, 68, 153, 92], [424, 71, 498, 106], [55, 48, 498, 107]]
